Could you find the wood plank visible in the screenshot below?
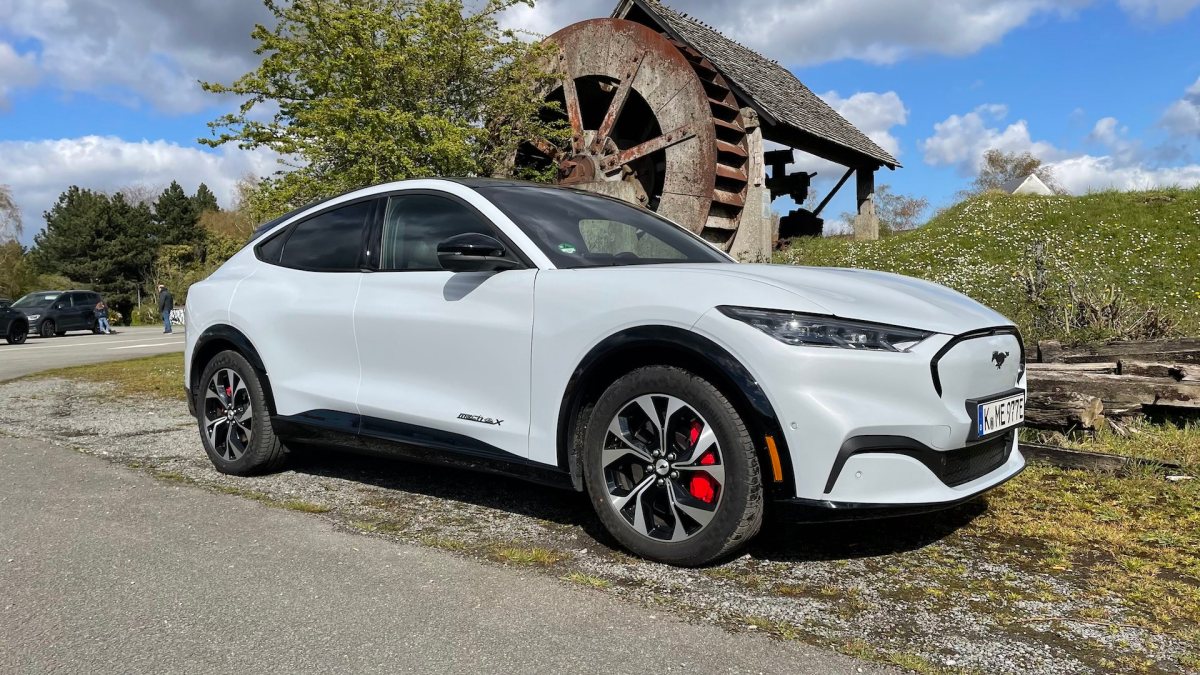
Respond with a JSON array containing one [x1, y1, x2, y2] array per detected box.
[[1027, 371, 1200, 416], [1118, 360, 1198, 381], [1038, 338, 1200, 364], [1019, 443, 1128, 473], [1027, 362, 1117, 374], [1025, 391, 1104, 431]]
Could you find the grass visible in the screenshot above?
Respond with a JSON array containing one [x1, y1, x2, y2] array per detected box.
[[561, 571, 611, 589], [1025, 418, 1200, 468], [488, 545, 569, 567], [777, 188, 1200, 342], [30, 352, 184, 400]]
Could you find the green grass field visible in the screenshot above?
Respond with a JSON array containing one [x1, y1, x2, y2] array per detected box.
[[777, 188, 1200, 343]]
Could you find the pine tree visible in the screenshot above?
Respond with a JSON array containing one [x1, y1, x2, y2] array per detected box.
[[192, 183, 220, 214], [154, 181, 203, 246]]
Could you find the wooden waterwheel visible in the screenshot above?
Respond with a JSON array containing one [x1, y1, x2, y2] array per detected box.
[[514, 19, 753, 250]]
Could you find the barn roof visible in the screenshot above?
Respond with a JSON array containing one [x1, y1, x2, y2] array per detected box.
[[612, 0, 899, 169]]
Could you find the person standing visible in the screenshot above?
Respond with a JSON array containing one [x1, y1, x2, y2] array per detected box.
[[94, 299, 111, 334], [157, 284, 174, 334]]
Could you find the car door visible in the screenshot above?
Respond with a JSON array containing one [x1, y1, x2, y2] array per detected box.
[[354, 191, 537, 459], [229, 197, 378, 423], [59, 293, 84, 330]]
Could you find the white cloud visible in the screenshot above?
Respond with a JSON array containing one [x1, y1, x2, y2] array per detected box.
[[0, 42, 39, 109], [817, 90, 908, 158], [920, 104, 1063, 174], [0, 136, 280, 243], [0, 0, 270, 113], [1117, 0, 1200, 21], [1048, 154, 1200, 193], [1160, 77, 1200, 138]]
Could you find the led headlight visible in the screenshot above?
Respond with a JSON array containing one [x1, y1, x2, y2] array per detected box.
[[26, 314, 40, 321], [718, 306, 933, 352]]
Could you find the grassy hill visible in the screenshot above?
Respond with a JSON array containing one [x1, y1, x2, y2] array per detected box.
[[775, 187, 1200, 343]]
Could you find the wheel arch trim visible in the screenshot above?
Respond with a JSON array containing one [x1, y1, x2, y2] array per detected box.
[[555, 325, 795, 498], [190, 324, 272, 413]]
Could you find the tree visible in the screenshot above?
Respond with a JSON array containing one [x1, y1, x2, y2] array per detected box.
[[0, 184, 20, 242], [192, 183, 220, 214], [967, 149, 1061, 196], [838, 184, 929, 236], [200, 0, 563, 221], [153, 181, 203, 247]]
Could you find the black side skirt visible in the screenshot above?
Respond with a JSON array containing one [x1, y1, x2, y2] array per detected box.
[[271, 410, 574, 490]]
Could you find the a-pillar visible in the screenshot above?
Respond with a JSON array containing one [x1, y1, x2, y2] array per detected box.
[[852, 166, 880, 241]]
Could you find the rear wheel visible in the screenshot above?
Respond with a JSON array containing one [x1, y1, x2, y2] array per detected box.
[[196, 350, 289, 475], [6, 322, 27, 345], [39, 320, 55, 338], [583, 366, 763, 566]]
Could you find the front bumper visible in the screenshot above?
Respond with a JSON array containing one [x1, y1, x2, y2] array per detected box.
[[694, 312, 1027, 507]]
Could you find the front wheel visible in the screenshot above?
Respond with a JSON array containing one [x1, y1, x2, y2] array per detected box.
[[583, 366, 763, 566], [6, 322, 27, 345], [196, 350, 289, 475], [39, 320, 55, 338]]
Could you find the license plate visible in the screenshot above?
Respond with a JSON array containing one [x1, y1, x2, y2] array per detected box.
[[977, 393, 1025, 437]]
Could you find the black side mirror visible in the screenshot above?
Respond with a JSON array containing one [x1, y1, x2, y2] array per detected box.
[[437, 233, 520, 273]]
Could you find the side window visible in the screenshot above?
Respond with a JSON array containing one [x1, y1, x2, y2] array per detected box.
[[256, 229, 287, 264], [60, 293, 77, 308], [278, 200, 375, 271], [380, 194, 508, 271], [578, 219, 687, 260]]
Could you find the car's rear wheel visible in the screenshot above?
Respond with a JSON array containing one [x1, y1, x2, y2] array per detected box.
[[6, 322, 27, 345], [583, 366, 763, 566], [196, 350, 289, 475], [39, 320, 55, 338]]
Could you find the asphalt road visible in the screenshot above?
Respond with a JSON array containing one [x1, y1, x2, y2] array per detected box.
[[0, 325, 186, 381], [0, 437, 885, 674]]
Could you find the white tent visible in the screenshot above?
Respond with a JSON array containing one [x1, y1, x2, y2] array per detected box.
[[1000, 174, 1055, 196]]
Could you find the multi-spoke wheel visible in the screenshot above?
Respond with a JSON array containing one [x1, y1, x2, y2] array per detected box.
[[39, 320, 55, 338], [196, 350, 288, 475], [584, 366, 763, 566]]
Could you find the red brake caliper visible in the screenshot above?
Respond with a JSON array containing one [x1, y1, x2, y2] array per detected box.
[[687, 421, 717, 503]]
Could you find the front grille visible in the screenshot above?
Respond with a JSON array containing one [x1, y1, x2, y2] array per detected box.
[[935, 433, 1013, 487]]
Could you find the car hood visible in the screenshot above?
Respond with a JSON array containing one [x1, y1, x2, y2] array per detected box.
[[658, 263, 1013, 335]]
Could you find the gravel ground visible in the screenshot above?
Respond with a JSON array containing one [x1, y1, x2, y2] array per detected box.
[[1, 378, 1193, 674]]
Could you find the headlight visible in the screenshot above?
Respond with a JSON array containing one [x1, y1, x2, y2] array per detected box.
[[26, 314, 40, 321], [718, 306, 933, 352]]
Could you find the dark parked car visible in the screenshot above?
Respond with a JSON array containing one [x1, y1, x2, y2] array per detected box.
[[11, 290, 105, 338], [1, 302, 28, 344]]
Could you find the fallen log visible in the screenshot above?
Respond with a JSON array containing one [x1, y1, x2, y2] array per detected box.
[[1118, 360, 1198, 382], [1024, 391, 1104, 431], [1027, 362, 1117, 374], [1036, 338, 1200, 364], [1019, 442, 1183, 474], [1026, 372, 1200, 416]]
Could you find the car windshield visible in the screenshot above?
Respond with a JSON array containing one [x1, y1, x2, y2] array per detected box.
[[478, 185, 732, 269], [12, 292, 60, 308]]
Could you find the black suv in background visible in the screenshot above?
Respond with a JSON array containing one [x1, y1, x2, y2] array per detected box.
[[11, 290, 105, 338], [0, 301, 27, 344]]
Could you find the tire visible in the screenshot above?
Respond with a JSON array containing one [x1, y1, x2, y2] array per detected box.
[[6, 322, 27, 345], [582, 366, 763, 566], [195, 350, 289, 475], [39, 320, 55, 338]]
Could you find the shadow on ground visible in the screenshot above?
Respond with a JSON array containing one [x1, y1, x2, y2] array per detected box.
[[287, 444, 984, 565]]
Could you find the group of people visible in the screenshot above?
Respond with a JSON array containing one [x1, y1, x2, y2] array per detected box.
[[87, 285, 175, 335]]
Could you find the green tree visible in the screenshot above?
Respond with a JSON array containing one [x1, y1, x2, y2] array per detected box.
[[200, 0, 563, 221], [967, 149, 1062, 196], [838, 184, 930, 236], [154, 180, 203, 247], [0, 184, 20, 242], [192, 183, 220, 214]]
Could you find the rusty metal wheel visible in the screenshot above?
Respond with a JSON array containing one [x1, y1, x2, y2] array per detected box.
[[516, 19, 751, 250]]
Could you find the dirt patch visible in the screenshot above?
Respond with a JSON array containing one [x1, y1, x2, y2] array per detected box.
[[1, 377, 1195, 674]]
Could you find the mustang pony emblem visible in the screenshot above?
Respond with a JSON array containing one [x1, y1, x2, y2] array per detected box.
[[991, 351, 1010, 369]]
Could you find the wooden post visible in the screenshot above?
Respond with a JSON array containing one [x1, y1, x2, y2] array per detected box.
[[852, 167, 879, 241]]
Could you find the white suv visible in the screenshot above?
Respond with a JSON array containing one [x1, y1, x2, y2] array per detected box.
[[185, 179, 1026, 565]]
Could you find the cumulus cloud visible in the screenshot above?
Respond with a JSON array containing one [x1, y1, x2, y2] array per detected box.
[[920, 104, 1063, 174], [1117, 0, 1200, 21], [0, 42, 39, 109], [0, 136, 280, 243], [1160, 77, 1200, 138], [1048, 154, 1200, 193], [0, 0, 270, 113]]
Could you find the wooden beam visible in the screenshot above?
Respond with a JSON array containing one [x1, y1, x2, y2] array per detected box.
[[813, 167, 854, 217]]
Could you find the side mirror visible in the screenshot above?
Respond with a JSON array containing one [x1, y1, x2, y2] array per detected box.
[[437, 233, 520, 273]]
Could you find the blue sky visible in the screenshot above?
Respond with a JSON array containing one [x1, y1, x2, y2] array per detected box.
[[2, 0, 1199, 243]]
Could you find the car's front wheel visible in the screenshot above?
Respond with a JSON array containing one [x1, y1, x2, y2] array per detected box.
[[38, 320, 55, 338], [6, 322, 27, 345], [583, 366, 763, 566], [196, 350, 289, 475]]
